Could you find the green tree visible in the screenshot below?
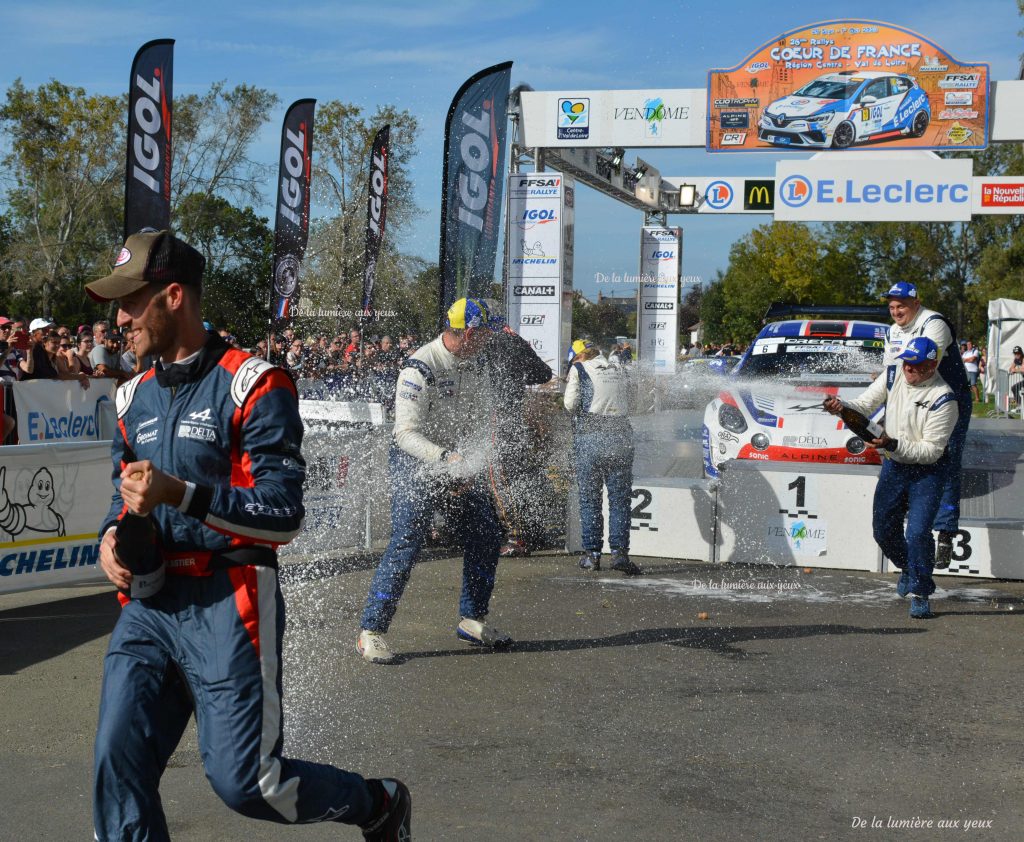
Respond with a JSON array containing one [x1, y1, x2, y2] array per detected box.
[[710, 222, 862, 343], [173, 193, 273, 344], [964, 141, 1024, 340], [171, 82, 279, 208], [572, 292, 629, 344], [699, 275, 726, 344], [0, 79, 124, 318], [299, 102, 421, 330]]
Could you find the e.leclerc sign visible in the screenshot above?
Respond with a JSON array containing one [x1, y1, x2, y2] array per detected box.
[[774, 158, 973, 221]]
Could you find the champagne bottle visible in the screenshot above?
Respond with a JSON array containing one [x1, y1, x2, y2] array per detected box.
[[836, 400, 884, 443], [114, 472, 164, 598]]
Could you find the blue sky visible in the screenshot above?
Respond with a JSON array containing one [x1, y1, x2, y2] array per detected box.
[[2, 0, 1021, 299]]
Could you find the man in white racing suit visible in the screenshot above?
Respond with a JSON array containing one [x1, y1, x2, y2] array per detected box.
[[883, 281, 971, 568], [357, 298, 512, 663], [564, 339, 641, 575], [825, 336, 958, 619]]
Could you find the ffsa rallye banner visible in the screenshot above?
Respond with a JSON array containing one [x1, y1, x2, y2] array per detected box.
[[707, 20, 988, 153]]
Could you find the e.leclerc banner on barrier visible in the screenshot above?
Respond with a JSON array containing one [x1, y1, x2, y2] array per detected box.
[[12, 379, 117, 443], [270, 99, 315, 334], [0, 442, 111, 594], [437, 62, 512, 318], [125, 39, 173, 237], [707, 20, 988, 153]]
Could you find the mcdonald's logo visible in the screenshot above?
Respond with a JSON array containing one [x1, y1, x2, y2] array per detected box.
[[744, 179, 775, 211]]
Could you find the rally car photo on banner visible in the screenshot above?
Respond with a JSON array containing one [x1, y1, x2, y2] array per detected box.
[[702, 309, 889, 478], [707, 19, 988, 152], [758, 71, 930, 149]]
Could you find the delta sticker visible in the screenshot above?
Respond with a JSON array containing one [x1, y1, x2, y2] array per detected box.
[[114, 247, 132, 267]]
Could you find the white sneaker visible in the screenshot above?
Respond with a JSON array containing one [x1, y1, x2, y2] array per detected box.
[[456, 618, 513, 648], [357, 629, 397, 664]]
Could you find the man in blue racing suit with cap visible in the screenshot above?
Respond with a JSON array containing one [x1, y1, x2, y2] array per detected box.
[[87, 230, 410, 842]]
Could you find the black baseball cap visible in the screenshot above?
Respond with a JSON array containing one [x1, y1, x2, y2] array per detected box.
[[86, 230, 205, 302], [1014, 346, 1023, 354]]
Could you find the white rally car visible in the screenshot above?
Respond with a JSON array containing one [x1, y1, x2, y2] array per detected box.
[[758, 71, 931, 149], [702, 310, 889, 477]]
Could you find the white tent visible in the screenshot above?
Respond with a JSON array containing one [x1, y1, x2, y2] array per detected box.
[[985, 298, 1024, 408]]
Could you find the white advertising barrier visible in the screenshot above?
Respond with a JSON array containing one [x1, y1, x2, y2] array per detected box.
[[294, 401, 391, 551], [565, 477, 717, 563], [878, 521, 1024, 580], [716, 460, 883, 571], [636, 227, 680, 374], [506, 172, 574, 374], [12, 378, 117, 443], [774, 156, 973, 222], [519, 89, 706, 148], [0, 441, 111, 594]]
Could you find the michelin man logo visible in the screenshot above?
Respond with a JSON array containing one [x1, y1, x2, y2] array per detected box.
[[0, 465, 69, 540]]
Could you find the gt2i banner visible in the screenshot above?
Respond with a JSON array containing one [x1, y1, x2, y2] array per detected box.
[[636, 227, 680, 374], [707, 20, 988, 153], [361, 124, 389, 322], [438, 62, 512, 316], [0, 441, 111, 594], [125, 39, 173, 238], [270, 99, 315, 332]]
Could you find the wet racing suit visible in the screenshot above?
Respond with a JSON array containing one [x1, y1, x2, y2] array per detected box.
[[564, 353, 634, 555], [845, 366, 958, 598], [360, 333, 501, 632], [886, 306, 971, 534], [94, 334, 374, 841]]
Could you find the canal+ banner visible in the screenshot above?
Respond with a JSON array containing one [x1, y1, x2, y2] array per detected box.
[[774, 157, 973, 222], [0, 441, 111, 594], [707, 20, 988, 153], [12, 379, 117, 443]]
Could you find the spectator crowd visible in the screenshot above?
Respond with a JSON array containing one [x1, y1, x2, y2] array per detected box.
[[0, 314, 425, 443]]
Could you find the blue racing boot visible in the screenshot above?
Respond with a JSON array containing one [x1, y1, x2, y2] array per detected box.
[[578, 551, 601, 571], [610, 550, 642, 577], [910, 596, 934, 619]]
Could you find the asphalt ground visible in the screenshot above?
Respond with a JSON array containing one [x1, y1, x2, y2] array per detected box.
[[1, 552, 1022, 842]]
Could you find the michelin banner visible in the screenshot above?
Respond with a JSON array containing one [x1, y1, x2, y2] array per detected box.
[[506, 172, 574, 374], [0, 441, 111, 594], [12, 379, 117, 443], [708, 20, 988, 153], [636, 227, 680, 374]]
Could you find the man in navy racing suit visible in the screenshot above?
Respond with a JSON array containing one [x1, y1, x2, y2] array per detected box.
[[87, 230, 410, 842]]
